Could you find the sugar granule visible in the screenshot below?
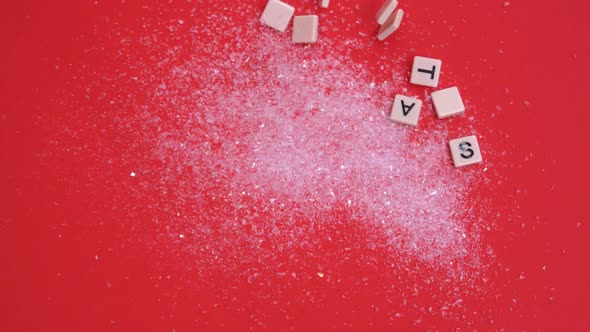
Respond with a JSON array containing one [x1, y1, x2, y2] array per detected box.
[[161, 32, 473, 256], [52, 0, 497, 325]]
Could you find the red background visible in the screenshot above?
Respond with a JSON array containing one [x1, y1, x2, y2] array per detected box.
[[1, 0, 589, 330]]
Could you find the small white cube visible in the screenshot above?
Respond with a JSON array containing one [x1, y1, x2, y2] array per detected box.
[[292, 15, 319, 43], [431, 86, 465, 119], [449, 135, 483, 168], [319, 0, 330, 8], [410, 56, 442, 88], [390, 94, 422, 126], [260, 0, 295, 32], [377, 9, 403, 41], [376, 0, 398, 25]]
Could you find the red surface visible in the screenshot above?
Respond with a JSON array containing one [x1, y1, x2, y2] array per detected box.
[[1, 0, 589, 330]]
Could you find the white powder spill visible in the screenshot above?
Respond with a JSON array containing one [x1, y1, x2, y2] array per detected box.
[[51, 0, 497, 326]]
